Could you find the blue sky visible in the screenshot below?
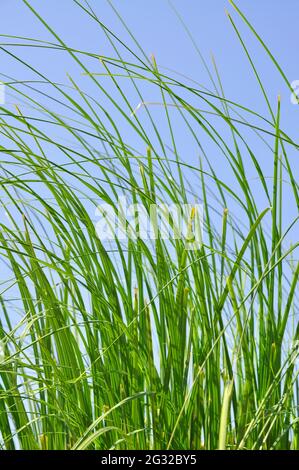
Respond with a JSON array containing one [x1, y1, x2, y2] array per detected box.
[[1, 1, 299, 107], [1, 1, 299, 241]]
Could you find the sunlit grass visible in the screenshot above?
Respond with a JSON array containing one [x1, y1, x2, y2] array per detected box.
[[0, 0, 298, 450]]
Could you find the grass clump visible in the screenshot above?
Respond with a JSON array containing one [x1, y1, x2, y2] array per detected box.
[[0, 0, 298, 450]]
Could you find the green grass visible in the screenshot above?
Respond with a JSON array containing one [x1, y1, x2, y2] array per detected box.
[[0, 0, 299, 450]]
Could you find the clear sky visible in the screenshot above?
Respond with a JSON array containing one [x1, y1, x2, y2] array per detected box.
[[1, 1, 299, 109], [1, 1, 299, 240]]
